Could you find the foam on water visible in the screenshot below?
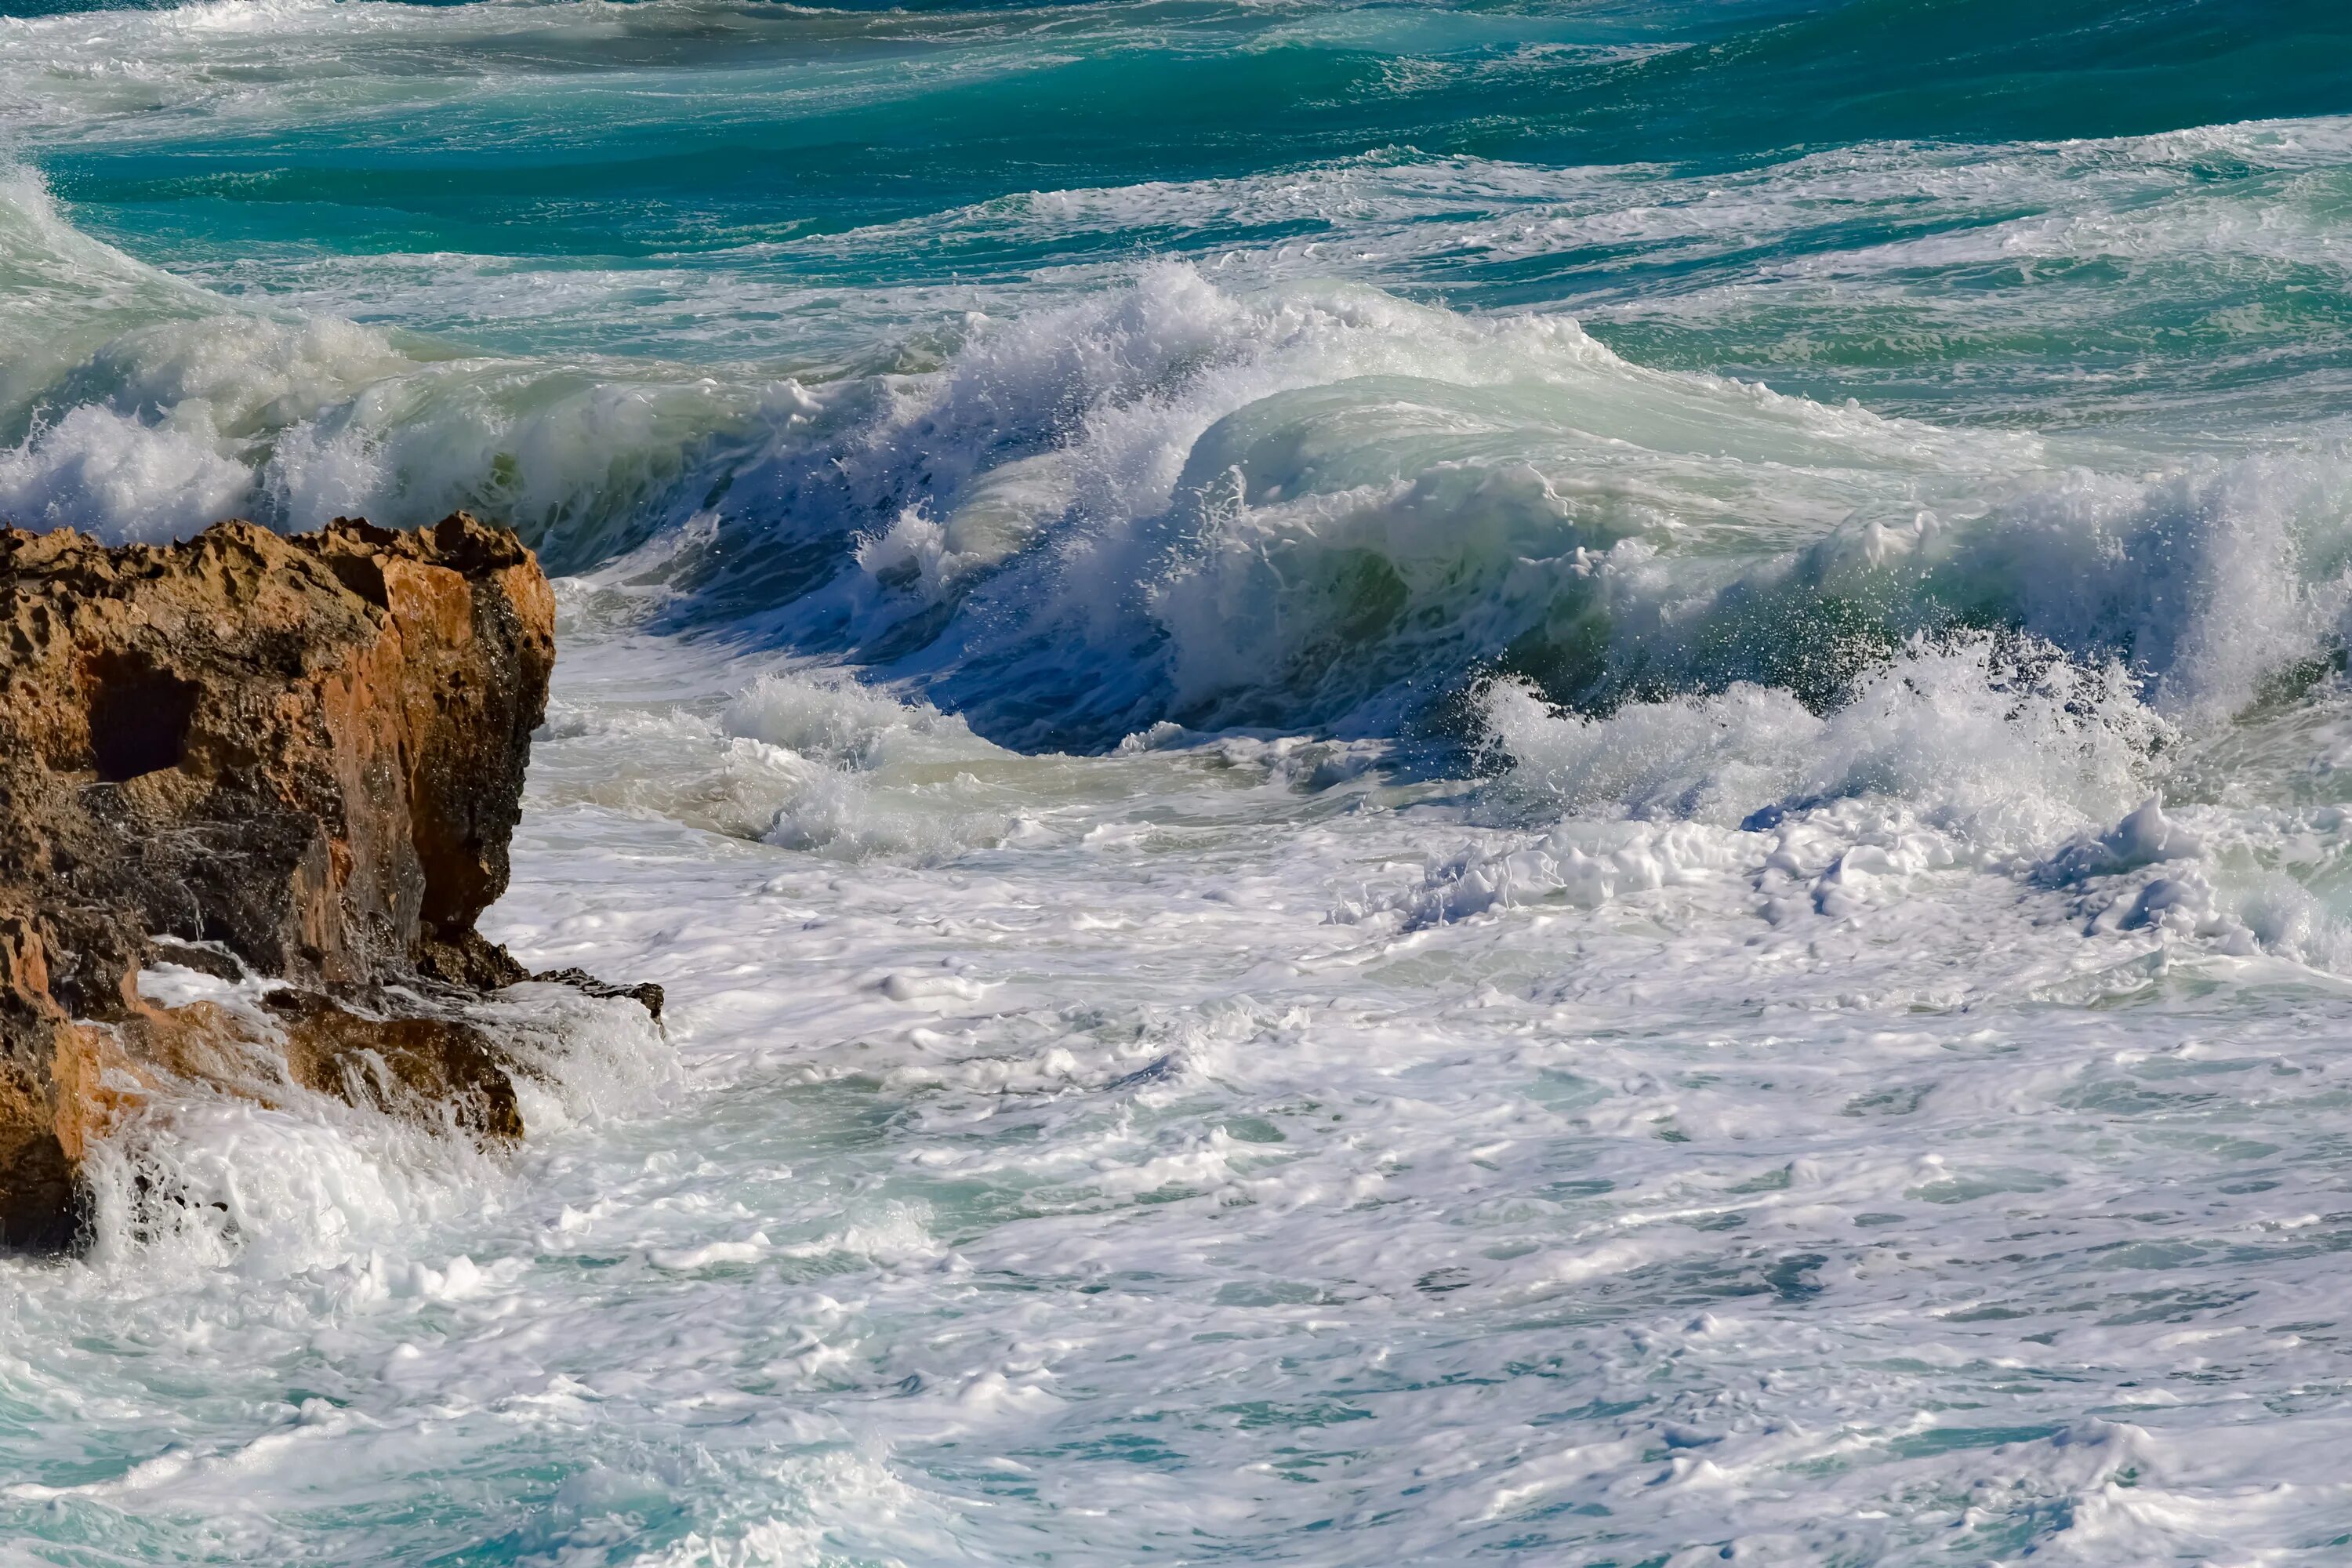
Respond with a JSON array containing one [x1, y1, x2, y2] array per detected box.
[[17, 623, 2352, 1563], [18, 0, 2352, 1560], [14, 172, 2350, 746]]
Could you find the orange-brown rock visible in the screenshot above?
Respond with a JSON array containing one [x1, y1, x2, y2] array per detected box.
[[0, 514, 593, 1250]]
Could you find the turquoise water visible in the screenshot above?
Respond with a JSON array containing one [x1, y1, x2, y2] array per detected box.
[[15, 2, 2352, 1563]]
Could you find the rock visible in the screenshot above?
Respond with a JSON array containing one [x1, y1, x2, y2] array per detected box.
[[532, 967, 666, 1022], [263, 989, 524, 1141], [0, 513, 634, 1250]]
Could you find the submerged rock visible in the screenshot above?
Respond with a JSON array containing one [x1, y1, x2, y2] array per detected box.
[[0, 513, 643, 1250]]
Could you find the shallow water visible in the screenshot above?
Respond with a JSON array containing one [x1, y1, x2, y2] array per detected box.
[[13, 1, 2352, 1562]]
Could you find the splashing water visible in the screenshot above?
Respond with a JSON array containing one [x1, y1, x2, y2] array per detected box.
[[15, 1, 2352, 1563]]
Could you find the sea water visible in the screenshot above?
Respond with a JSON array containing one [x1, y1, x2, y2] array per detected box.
[[9, 1, 2352, 1562]]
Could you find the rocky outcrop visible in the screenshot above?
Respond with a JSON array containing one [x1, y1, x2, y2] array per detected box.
[[0, 514, 647, 1250]]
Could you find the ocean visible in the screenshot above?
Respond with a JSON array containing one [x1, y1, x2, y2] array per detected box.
[[9, 0, 2352, 1561]]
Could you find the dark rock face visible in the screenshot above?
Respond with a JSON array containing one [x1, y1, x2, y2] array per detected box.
[[0, 514, 624, 1250]]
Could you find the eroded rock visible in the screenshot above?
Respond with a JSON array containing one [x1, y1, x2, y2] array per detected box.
[[0, 513, 626, 1250]]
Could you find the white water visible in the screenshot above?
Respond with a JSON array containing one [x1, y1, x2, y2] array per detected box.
[[15, 245, 2352, 1561], [483, 644, 2352, 1563], [17, 622, 2352, 1561], [20, 2, 2352, 1560]]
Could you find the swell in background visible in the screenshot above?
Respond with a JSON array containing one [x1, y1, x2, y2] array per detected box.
[[5, 0, 2352, 753]]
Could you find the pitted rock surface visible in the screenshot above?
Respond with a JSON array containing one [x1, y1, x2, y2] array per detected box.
[[0, 514, 578, 1249]]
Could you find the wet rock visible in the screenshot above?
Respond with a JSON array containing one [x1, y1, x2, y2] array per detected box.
[[263, 989, 524, 1141], [532, 967, 666, 1022], [0, 514, 639, 1250]]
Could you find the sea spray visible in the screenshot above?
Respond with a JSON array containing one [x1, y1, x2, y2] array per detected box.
[[14, 0, 2352, 1560]]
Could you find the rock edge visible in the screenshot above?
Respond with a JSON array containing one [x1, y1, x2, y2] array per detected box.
[[0, 513, 648, 1250]]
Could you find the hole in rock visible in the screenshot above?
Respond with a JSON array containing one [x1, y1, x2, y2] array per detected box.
[[84, 654, 198, 783]]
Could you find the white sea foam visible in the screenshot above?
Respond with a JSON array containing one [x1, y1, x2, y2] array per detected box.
[[6, 157, 2349, 755], [557, 263, 2350, 746], [373, 636, 2352, 1564], [18, 6, 2352, 1558], [1479, 634, 2167, 840], [13, 269, 2352, 1568], [0, 169, 767, 564], [0, 402, 254, 543]]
